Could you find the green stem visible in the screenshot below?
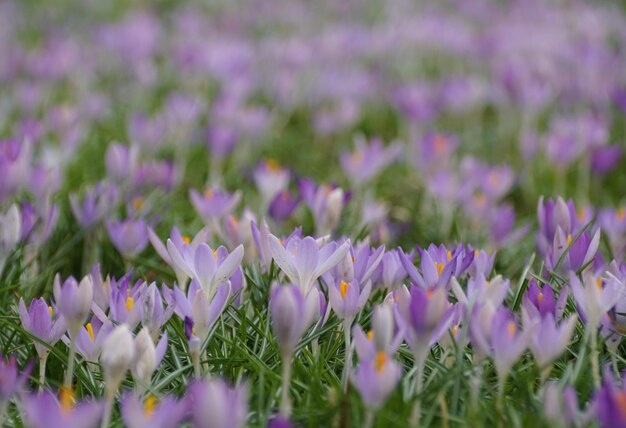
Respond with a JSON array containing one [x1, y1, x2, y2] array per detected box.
[[280, 354, 293, 417], [409, 350, 426, 428], [363, 410, 375, 428], [342, 319, 353, 393], [590, 326, 600, 388], [38, 352, 49, 391], [63, 331, 78, 389]]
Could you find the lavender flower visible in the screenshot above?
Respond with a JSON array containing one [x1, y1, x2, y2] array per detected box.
[[189, 187, 241, 223], [253, 159, 290, 207], [187, 379, 248, 428], [106, 218, 149, 259], [21, 390, 103, 428], [340, 137, 402, 186], [528, 314, 577, 371], [121, 393, 187, 428], [268, 234, 350, 293]]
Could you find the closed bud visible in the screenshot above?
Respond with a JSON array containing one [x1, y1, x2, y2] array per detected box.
[[270, 284, 306, 357], [372, 304, 394, 352], [132, 327, 156, 387], [101, 324, 135, 394]]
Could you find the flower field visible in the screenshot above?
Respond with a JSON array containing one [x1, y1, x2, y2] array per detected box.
[[2, 0, 626, 427]]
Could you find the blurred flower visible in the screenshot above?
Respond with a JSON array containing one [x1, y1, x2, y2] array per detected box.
[[106, 218, 149, 259], [21, 389, 103, 428], [187, 379, 247, 428], [121, 393, 187, 428]]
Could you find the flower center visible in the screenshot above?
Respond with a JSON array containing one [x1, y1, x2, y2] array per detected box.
[[182, 235, 191, 244], [340, 281, 349, 299], [204, 188, 214, 199], [537, 292, 544, 305], [433, 262, 444, 276], [375, 352, 387, 372], [85, 323, 95, 342], [144, 395, 158, 418], [126, 296, 134, 312], [507, 321, 516, 337], [132, 196, 144, 210], [367, 330, 374, 341], [59, 386, 75, 414]]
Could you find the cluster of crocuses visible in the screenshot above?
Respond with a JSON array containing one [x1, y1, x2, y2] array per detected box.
[[5, 195, 626, 427]]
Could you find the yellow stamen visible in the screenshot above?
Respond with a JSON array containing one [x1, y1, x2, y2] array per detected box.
[[340, 281, 349, 299], [452, 325, 459, 335], [474, 192, 486, 206], [125, 296, 134, 312], [474, 249, 479, 258], [59, 386, 75, 413], [323, 185, 331, 196], [48, 306, 53, 316], [618, 208, 626, 221], [426, 289, 434, 298], [182, 235, 191, 244], [204, 188, 214, 199], [367, 330, 374, 341], [538, 292, 544, 306], [352, 150, 364, 162], [144, 395, 158, 418], [375, 351, 387, 372], [132, 196, 144, 211], [578, 208, 586, 221], [212, 249, 218, 259], [596, 279, 603, 290], [446, 250, 452, 261], [566, 234, 572, 247], [433, 135, 446, 154], [434, 262, 444, 276], [266, 159, 282, 172], [85, 323, 95, 342], [617, 391, 626, 419], [229, 215, 239, 225], [507, 322, 516, 337]]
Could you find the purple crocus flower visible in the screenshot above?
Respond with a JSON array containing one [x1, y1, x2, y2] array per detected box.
[[165, 242, 244, 297], [187, 378, 248, 428], [105, 218, 149, 259], [169, 279, 231, 344], [339, 137, 403, 186], [268, 234, 350, 294], [105, 143, 138, 183], [105, 278, 144, 328], [19, 297, 67, 385], [253, 160, 290, 207], [598, 208, 626, 259], [298, 178, 347, 236], [489, 309, 533, 381], [537, 196, 579, 257], [591, 146, 622, 176], [543, 382, 589, 427], [189, 187, 241, 223], [375, 249, 407, 291], [140, 282, 174, 342], [353, 303, 402, 359], [269, 191, 301, 222], [52, 274, 93, 335], [521, 279, 568, 322], [121, 393, 187, 428], [546, 227, 600, 274], [328, 279, 371, 323], [20, 390, 103, 428], [62, 316, 113, 364], [351, 353, 402, 411], [148, 226, 211, 287], [528, 314, 577, 370], [595, 370, 626, 428], [69, 183, 118, 228], [270, 284, 321, 357], [570, 271, 624, 330], [398, 244, 464, 290], [0, 355, 31, 403], [394, 285, 454, 364]]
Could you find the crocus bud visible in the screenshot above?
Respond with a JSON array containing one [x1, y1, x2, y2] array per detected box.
[[372, 304, 394, 352], [270, 284, 306, 358], [53, 274, 93, 335], [132, 327, 156, 388], [337, 251, 354, 283], [101, 324, 135, 395], [319, 188, 344, 235]]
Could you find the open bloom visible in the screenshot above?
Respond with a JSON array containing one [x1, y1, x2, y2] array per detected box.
[[570, 271, 624, 329], [351, 351, 402, 410], [168, 279, 231, 344], [62, 317, 113, 364], [21, 390, 103, 428], [187, 378, 248, 428], [268, 235, 350, 293], [106, 218, 149, 258], [328, 279, 371, 322], [189, 187, 241, 223], [528, 314, 577, 369], [340, 137, 403, 186], [547, 227, 600, 274], [165, 242, 243, 297], [253, 159, 290, 207], [148, 226, 210, 287], [489, 309, 533, 380], [121, 393, 187, 428], [19, 298, 67, 359], [595, 369, 626, 428], [395, 285, 454, 362], [0, 355, 31, 404]]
